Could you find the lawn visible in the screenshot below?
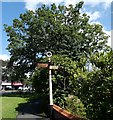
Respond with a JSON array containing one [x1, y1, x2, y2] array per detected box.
[[1, 92, 49, 119], [2, 94, 27, 118]]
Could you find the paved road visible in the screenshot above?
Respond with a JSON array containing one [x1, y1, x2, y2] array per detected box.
[[0, 90, 18, 95]]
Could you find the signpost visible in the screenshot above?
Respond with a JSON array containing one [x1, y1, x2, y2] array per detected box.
[[37, 51, 59, 120]]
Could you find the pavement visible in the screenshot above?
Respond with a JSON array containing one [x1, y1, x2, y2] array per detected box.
[[16, 114, 50, 120]]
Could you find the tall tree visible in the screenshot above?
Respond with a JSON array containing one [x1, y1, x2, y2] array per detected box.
[[4, 1, 109, 75]]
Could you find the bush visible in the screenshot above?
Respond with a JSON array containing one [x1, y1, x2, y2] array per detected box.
[[65, 95, 86, 118]]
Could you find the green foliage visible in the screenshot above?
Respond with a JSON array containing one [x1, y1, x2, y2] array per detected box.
[[1, 60, 9, 81], [31, 68, 49, 97], [4, 2, 109, 70], [77, 50, 113, 120], [31, 55, 86, 117], [31, 55, 79, 103], [3, 2, 112, 119], [50, 55, 80, 106], [65, 95, 86, 118]]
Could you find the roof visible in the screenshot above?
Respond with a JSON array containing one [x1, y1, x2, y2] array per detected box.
[[1, 82, 23, 86], [13, 82, 23, 86], [2, 82, 11, 86]]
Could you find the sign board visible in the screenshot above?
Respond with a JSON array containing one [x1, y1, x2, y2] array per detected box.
[[49, 65, 58, 70], [37, 63, 48, 68]]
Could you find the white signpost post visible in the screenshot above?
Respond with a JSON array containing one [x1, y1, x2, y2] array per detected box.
[[37, 51, 58, 119]]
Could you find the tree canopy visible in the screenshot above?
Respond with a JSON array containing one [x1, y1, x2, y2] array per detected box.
[[4, 1, 109, 72]]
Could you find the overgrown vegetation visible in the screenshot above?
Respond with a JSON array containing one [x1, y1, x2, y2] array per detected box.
[[4, 1, 113, 119], [65, 95, 86, 118], [77, 50, 113, 120]]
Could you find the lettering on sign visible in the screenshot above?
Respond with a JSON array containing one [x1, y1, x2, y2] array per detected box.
[[49, 65, 58, 70]]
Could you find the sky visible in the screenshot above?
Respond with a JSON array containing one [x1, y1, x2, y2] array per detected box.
[[0, 0, 113, 60]]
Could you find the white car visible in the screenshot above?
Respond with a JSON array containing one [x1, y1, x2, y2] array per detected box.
[[18, 86, 29, 91], [6, 86, 12, 90]]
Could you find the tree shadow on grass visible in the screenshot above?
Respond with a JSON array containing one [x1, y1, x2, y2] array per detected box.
[[15, 97, 50, 118]]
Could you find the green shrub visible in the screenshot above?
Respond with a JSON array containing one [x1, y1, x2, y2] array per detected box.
[[65, 95, 86, 118]]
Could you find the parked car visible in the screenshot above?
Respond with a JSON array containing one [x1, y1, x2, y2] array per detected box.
[[18, 86, 27, 90], [5, 86, 12, 90], [19, 86, 33, 91]]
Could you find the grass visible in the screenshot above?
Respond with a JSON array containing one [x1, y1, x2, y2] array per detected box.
[[1, 92, 49, 119], [2, 94, 28, 118]]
